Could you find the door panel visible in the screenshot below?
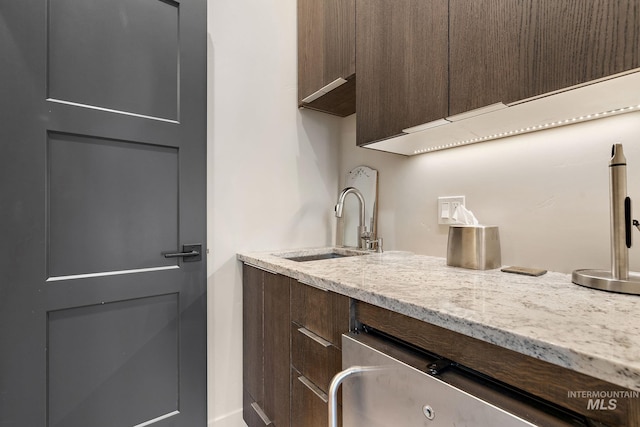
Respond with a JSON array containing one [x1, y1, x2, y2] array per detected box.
[[0, 0, 206, 426], [48, 294, 179, 427], [48, 0, 180, 120], [47, 132, 179, 278]]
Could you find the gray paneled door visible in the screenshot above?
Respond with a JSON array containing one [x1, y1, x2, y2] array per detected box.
[[0, 0, 207, 426]]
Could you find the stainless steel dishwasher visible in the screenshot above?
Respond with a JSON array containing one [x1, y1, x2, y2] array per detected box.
[[329, 332, 590, 427]]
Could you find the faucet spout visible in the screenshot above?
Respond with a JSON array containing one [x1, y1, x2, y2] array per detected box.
[[335, 187, 367, 248], [336, 187, 365, 223]]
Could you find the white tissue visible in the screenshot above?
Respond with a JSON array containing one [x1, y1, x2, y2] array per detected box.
[[452, 204, 479, 225]]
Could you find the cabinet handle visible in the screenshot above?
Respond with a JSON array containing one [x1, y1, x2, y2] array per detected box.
[[298, 327, 331, 348], [446, 102, 507, 122], [402, 118, 451, 133], [297, 375, 328, 403], [250, 402, 272, 425], [301, 77, 348, 103]]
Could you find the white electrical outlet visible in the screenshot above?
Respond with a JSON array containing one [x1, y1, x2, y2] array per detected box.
[[438, 196, 465, 225]]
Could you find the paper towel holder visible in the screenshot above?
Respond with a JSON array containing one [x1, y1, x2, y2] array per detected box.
[[573, 144, 640, 295]]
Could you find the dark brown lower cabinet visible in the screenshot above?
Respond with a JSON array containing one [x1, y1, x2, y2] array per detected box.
[[243, 265, 265, 426], [290, 280, 349, 427], [243, 269, 349, 427], [243, 264, 640, 426], [243, 264, 290, 427]]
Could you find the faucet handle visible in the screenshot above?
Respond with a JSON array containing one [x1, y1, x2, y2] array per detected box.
[[364, 237, 383, 253], [375, 237, 383, 253]]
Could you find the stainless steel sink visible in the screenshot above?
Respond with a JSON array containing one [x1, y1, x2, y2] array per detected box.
[[281, 251, 365, 262]]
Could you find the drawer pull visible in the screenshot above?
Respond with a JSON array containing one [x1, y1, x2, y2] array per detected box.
[[298, 327, 331, 348], [250, 402, 272, 425], [298, 375, 328, 403]]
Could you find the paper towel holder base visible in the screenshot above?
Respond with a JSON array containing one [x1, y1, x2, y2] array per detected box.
[[573, 269, 640, 295]]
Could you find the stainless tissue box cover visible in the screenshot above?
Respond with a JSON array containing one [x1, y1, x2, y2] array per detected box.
[[447, 225, 501, 270]]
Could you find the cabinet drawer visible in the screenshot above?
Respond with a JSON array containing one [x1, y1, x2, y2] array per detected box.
[[291, 370, 342, 427], [291, 323, 342, 392], [290, 280, 350, 347]]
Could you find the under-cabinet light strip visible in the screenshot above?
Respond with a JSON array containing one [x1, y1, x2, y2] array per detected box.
[[413, 104, 640, 155]]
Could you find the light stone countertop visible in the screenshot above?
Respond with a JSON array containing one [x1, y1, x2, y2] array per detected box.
[[237, 247, 640, 392]]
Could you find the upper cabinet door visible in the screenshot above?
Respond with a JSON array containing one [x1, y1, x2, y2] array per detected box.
[[449, 0, 640, 116], [298, 0, 356, 116], [356, 0, 449, 146]]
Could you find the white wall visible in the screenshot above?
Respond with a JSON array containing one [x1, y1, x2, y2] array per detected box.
[[339, 111, 640, 274], [207, 0, 341, 425]]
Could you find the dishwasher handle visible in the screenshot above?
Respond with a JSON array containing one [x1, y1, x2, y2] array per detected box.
[[328, 366, 382, 427]]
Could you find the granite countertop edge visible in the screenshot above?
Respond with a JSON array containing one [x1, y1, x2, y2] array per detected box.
[[237, 247, 640, 392]]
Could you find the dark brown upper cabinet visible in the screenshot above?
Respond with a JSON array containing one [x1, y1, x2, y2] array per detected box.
[[449, 0, 640, 116], [355, 0, 449, 146], [298, 0, 356, 117]]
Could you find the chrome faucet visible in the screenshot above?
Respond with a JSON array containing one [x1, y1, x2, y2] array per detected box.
[[335, 187, 368, 249]]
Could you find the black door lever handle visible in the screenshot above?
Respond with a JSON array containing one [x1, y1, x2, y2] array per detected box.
[[163, 244, 202, 262], [164, 250, 199, 258]]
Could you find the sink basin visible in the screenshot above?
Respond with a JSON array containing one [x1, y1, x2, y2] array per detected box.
[[281, 251, 366, 262]]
